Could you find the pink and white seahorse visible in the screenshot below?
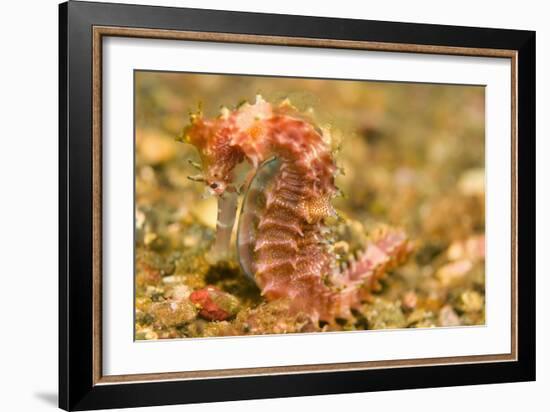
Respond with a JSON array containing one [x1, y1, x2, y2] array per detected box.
[[181, 96, 410, 324]]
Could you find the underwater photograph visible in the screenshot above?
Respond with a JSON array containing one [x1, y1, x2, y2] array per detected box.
[[134, 71, 486, 340]]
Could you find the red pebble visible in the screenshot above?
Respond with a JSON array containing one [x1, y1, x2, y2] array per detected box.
[[189, 287, 231, 321]]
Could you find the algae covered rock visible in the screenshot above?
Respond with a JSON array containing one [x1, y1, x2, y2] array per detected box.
[[190, 286, 240, 321], [360, 298, 406, 330], [150, 299, 197, 327]]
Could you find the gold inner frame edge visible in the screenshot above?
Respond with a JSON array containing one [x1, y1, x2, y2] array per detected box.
[[91, 26, 518, 385]]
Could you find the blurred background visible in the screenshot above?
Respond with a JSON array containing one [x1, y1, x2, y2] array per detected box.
[[134, 71, 486, 339]]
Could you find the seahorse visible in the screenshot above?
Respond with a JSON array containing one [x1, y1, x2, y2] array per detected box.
[[181, 96, 410, 324]]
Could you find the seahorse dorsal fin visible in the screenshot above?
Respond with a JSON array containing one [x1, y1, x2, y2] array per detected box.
[[300, 196, 336, 225]]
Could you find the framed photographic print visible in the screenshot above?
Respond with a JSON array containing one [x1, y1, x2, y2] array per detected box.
[[59, 1, 535, 410]]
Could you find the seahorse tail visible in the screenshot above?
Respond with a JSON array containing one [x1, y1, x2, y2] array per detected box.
[[325, 227, 412, 321]]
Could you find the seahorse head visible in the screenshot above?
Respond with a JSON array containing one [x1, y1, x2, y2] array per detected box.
[[180, 110, 245, 195], [181, 96, 278, 195]]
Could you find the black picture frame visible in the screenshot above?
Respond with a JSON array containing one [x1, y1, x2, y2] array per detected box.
[[59, 1, 536, 410]]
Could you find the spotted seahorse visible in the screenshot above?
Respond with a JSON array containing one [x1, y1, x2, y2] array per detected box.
[[181, 96, 410, 324]]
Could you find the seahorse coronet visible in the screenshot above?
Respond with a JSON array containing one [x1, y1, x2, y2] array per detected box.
[[183, 95, 410, 324]]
